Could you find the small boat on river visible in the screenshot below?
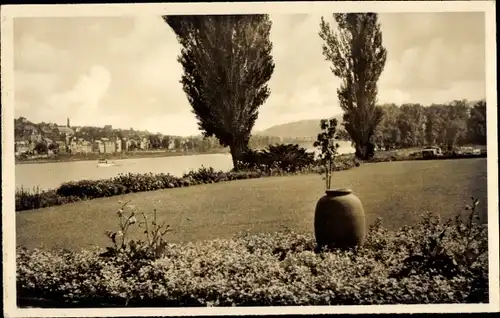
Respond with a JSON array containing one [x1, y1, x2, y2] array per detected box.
[[97, 159, 115, 167]]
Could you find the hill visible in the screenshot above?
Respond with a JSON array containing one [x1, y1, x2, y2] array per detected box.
[[255, 115, 344, 139]]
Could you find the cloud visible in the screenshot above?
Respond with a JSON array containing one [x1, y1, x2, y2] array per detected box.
[[15, 70, 59, 96], [137, 43, 184, 94], [46, 65, 112, 124], [12, 12, 486, 135], [14, 34, 71, 71], [109, 16, 174, 58]]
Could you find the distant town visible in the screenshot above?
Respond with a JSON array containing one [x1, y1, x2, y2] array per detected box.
[[14, 117, 313, 162]]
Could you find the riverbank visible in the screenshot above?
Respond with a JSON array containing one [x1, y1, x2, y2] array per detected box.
[[15, 148, 230, 165]]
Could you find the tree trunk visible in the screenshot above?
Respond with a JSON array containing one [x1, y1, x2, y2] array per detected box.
[[230, 141, 248, 171], [355, 141, 375, 160], [355, 143, 368, 160]]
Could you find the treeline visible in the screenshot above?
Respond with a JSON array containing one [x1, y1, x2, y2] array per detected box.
[[143, 134, 288, 152], [374, 100, 486, 150]]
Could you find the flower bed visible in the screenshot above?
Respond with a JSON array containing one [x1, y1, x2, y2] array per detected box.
[[17, 199, 488, 307]]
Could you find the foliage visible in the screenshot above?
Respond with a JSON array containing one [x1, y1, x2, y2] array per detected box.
[[182, 166, 228, 183], [15, 186, 80, 211], [313, 118, 340, 189], [396, 103, 426, 148], [241, 143, 315, 173], [34, 141, 48, 154], [373, 100, 486, 151], [261, 144, 315, 172], [101, 201, 171, 261], [164, 15, 275, 170], [374, 103, 401, 149], [48, 142, 59, 151], [467, 100, 487, 145], [17, 198, 488, 307], [319, 13, 387, 160]]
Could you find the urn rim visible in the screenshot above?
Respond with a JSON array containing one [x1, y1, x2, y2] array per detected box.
[[325, 188, 352, 196]]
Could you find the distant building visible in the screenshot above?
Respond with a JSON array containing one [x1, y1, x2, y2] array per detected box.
[[121, 137, 131, 152], [57, 126, 74, 137], [29, 133, 43, 143], [69, 138, 93, 154], [14, 140, 32, 155], [97, 138, 116, 154], [39, 125, 53, 135], [55, 140, 67, 152], [140, 137, 150, 150], [57, 117, 74, 140], [167, 139, 175, 150], [115, 137, 122, 153]]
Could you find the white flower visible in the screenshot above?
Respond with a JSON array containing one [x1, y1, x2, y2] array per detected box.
[[129, 216, 137, 225]]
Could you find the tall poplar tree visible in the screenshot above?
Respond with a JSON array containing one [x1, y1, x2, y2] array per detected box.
[[164, 15, 275, 169], [319, 13, 387, 159]]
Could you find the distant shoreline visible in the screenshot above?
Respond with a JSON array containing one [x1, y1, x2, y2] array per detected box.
[[15, 149, 231, 165]]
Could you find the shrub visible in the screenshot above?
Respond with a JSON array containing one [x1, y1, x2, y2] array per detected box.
[[15, 186, 81, 211], [241, 143, 315, 173], [182, 166, 227, 184], [17, 198, 488, 307], [101, 200, 172, 261]]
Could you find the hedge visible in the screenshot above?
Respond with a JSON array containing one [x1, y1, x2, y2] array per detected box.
[[16, 199, 488, 307]]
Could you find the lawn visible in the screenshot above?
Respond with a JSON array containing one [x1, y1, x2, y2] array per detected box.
[[16, 158, 488, 251]]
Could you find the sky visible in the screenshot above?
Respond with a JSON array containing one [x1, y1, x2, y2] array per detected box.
[[13, 12, 486, 136]]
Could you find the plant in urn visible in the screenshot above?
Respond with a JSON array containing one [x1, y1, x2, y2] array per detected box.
[[313, 119, 366, 250]]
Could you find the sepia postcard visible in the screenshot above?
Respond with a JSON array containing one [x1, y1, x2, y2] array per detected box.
[[1, 1, 498, 317]]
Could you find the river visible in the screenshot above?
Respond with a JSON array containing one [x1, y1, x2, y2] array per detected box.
[[15, 142, 355, 191]]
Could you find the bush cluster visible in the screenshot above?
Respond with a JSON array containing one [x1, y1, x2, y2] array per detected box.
[[17, 198, 488, 307], [15, 155, 359, 212], [240, 144, 315, 173]]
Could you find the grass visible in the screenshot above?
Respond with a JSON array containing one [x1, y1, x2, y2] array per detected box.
[[16, 158, 487, 251]]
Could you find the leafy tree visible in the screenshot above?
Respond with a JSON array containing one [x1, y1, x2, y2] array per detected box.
[[319, 13, 387, 160], [424, 105, 443, 146], [161, 135, 172, 149], [397, 104, 426, 148], [443, 100, 470, 150], [314, 119, 340, 190], [173, 138, 182, 150], [164, 14, 275, 169], [34, 141, 48, 154], [375, 103, 400, 149], [467, 100, 487, 145], [48, 143, 59, 151], [148, 134, 162, 149], [129, 141, 138, 151]]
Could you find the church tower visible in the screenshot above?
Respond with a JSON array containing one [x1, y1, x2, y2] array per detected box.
[[67, 117, 70, 128]]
